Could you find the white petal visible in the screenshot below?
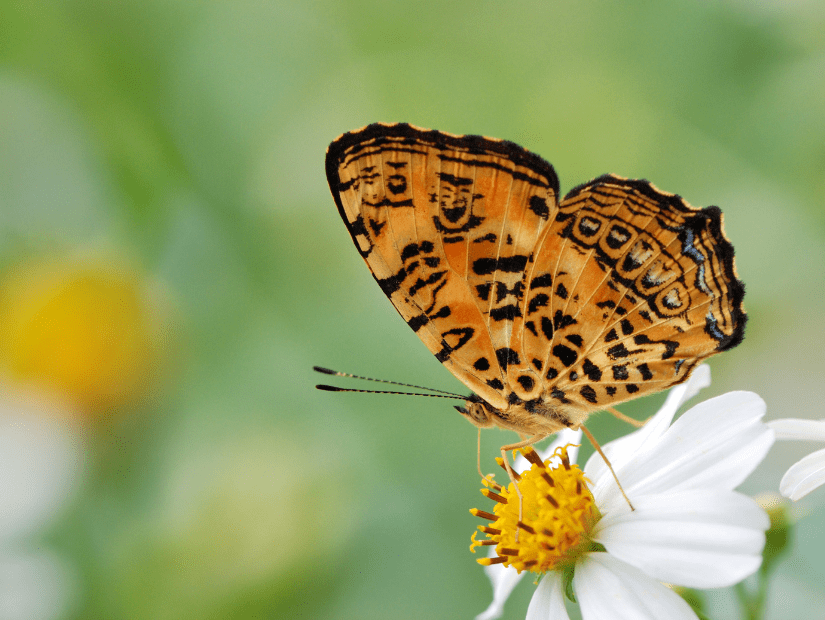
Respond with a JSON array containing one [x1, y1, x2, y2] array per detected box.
[[0, 550, 75, 620], [574, 553, 697, 620], [525, 573, 570, 620], [674, 363, 712, 407], [475, 563, 524, 620], [778, 446, 825, 501], [769, 418, 825, 442], [590, 392, 773, 511], [0, 403, 83, 540], [584, 365, 711, 486], [594, 490, 767, 588]]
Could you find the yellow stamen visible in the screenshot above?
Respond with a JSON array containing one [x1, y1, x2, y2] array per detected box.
[[469, 445, 600, 574]]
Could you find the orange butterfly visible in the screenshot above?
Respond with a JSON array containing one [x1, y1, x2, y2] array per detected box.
[[321, 123, 745, 484]]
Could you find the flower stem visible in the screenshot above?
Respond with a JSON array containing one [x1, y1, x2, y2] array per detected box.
[[734, 565, 770, 620]]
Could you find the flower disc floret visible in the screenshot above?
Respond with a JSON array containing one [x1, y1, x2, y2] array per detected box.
[[470, 446, 600, 574]]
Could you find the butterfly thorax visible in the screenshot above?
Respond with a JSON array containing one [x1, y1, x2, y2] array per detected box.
[[458, 393, 588, 436]]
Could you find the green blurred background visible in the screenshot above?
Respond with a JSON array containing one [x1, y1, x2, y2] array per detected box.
[[1, 1, 824, 618]]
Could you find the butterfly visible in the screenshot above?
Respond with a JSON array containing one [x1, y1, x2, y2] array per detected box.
[[323, 122, 746, 467]]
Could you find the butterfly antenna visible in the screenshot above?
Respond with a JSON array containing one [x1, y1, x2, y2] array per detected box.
[[313, 366, 466, 397], [315, 384, 466, 399]]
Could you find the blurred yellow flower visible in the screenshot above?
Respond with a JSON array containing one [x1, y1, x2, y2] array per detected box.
[[0, 257, 164, 415]]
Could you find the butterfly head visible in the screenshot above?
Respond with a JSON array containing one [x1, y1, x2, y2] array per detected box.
[[454, 394, 497, 428]]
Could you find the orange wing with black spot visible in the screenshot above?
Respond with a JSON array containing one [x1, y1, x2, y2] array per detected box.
[[326, 124, 746, 420], [326, 123, 560, 409], [510, 175, 745, 414]]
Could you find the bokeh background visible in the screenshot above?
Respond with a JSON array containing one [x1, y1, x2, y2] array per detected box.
[[1, 1, 824, 618]]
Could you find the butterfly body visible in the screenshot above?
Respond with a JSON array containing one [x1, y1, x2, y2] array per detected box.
[[457, 394, 581, 437], [325, 123, 745, 438]]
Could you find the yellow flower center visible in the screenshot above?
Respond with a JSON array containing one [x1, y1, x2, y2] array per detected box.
[[0, 259, 158, 414], [469, 445, 600, 574]]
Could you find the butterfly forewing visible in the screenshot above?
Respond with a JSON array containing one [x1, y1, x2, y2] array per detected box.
[[326, 124, 561, 408], [326, 123, 745, 432]]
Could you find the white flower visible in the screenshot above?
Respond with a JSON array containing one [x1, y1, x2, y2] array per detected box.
[[768, 418, 825, 501], [0, 392, 83, 620], [473, 365, 774, 620]]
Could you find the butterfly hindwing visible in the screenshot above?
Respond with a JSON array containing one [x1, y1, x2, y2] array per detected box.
[[326, 123, 561, 408], [519, 175, 745, 412]]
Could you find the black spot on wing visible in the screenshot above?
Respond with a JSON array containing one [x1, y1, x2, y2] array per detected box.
[[490, 304, 522, 321], [626, 384, 640, 394], [529, 195, 550, 219], [637, 363, 653, 381], [473, 255, 529, 275], [349, 215, 372, 258], [545, 367, 559, 380], [565, 334, 583, 348], [474, 357, 490, 371], [604, 328, 618, 342], [495, 281, 525, 302], [531, 273, 553, 288], [409, 271, 447, 296], [582, 359, 602, 381], [620, 319, 634, 335], [377, 268, 406, 296], [400, 241, 434, 261], [528, 293, 550, 314], [541, 316, 554, 341], [407, 314, 428, 332], [495, 347, 521, 370], [612, 364, 629, 380], [369, 218, 385, 236], [552, 344, 578, 367], [555, 283, 568, 300], [387, 174, 407, 195], [517, 375, 535, 391], [432, 214, 484, 234], [435, 327, 474, 362], [607, 343, 644, 360], [580, 385, 598, 404], [553, 311, 577, 331], [487, 378, 504, 390], [633, 334, 679, 359]]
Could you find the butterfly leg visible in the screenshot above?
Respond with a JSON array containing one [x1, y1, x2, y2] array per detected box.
[[605, 406, 645, 428], [476, 429, 504, 490], [500, 433, 547, 540], [579, 424, 635, 511]]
